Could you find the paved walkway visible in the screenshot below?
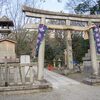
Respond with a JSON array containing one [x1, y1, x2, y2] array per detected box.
[[44, 69, 80, 88], [0, 69, 100, 100]]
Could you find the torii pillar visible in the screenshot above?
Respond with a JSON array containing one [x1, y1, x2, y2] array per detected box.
[[37, 17, 45, 80], [89, 22, 99, 76], [66, 20, 73, 70]]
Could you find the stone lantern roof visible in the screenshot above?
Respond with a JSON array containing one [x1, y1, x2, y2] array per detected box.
[[0, 16, 14, 34], [0, 16, 14, 26]]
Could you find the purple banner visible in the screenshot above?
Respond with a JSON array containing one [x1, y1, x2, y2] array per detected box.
[[35, 24, 47, 57], [93, 26, 100, 54]]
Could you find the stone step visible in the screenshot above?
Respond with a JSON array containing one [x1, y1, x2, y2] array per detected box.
[[0, 80, 52, 94], [83, 77, 100, 85]]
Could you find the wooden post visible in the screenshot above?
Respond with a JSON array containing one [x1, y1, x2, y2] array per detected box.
[[37, 17, 45, 80], [5, 57, 9, 86]]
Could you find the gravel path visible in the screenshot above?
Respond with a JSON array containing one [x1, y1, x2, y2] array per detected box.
[[0, 70, 100, 100]]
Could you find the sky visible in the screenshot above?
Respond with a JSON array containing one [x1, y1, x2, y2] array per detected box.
[[0, 0, 70, 27], [41, 0, 69, 13], [1, 0, 69, 16]]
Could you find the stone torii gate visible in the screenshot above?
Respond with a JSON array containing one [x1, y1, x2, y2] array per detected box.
[[22, 5, 100, 80]]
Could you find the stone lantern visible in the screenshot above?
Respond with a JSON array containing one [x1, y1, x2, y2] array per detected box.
[[58, 58, 61, 68], [64, 49, 67, 66], [0, 16, 16, 86], [53, 58, 56, 67]]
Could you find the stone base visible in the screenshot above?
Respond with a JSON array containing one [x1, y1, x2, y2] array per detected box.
[[83, 76, 100, 85], [0, 80, 52, 95]]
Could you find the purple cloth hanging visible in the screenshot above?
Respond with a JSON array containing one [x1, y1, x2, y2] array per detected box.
[[35, 24, 47, 57], [93, 25, 100, 54]]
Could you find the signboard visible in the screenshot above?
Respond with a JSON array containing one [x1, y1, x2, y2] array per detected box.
[[20, 55, 30, 76], [20, 55, 30, 64]]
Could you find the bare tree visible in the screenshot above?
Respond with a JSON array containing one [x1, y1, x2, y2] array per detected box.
[[0, 0, 7, 15], [0, 0, 45, 56]]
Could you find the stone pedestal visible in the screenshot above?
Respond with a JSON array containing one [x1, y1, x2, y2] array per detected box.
[[83, 76, 100, 85], [83, 49, 93, 76]]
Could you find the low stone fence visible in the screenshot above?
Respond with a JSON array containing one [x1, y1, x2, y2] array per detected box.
[[0, 62, 37, 86]]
